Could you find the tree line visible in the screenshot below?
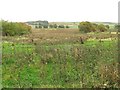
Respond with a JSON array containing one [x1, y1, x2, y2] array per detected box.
[[35, 24, 69, 29], [1, 20, 119, 36]]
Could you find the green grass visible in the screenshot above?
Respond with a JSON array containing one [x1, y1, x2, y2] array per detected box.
[[69, 25, 78, 29], [2, 40, 118, 88]]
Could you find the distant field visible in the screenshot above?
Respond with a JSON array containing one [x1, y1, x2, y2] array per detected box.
[[49, 22, 116, 29]]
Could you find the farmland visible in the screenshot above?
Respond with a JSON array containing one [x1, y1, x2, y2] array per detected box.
[[2, 27, 119, 88]]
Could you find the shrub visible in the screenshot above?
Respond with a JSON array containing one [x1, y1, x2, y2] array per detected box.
[[78, 21, 93, 33], [66, 25, 69, 28], [114, 24, 120, 30], [2, 20, 31, 36], [35, 26, 38, 28], [78, 21, 108, 33], [49, 24, 54, 28], [53, 24, 57, 28], [39, 25, 42, 28], [58, 25, 65, 28], [97, 24, 108, 32], [114, 24, 120, 33], [105, 25, 110, 29], [43, 25, 48, 28]]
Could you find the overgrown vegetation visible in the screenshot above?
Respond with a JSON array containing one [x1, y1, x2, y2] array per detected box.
[[2, 20, 119, 88], [58, 25, 65, 28], [2, 28, 118, 88], [78, 21, 109, 33], [2, 20, 31, 36]]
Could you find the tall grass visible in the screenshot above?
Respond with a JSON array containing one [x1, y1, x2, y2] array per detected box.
[[2, 39, 118, 88]]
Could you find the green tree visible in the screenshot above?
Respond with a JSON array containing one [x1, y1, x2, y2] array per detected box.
[[35, 25, 38, 28], [2, 20, 31, 36], [78, 21, 108, 33], [49, 24, 54, 28], [66, 25, 69, 28], [78, 21, 94, 33], [53, 24, 57, 28], [39, 25, 42, 28], [115, 24, 120, 30], [43, 25, 48, 28], [114, 24, 120, 34], [58, 25, 65, 28], [97, 24, 108, 32], [105, 25, 110, 29]]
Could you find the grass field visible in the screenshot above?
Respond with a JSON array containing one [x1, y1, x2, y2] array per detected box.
[[2, 28, 119, 88]]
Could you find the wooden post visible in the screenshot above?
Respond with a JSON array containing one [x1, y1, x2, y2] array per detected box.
[[80, 37, 84, 44]]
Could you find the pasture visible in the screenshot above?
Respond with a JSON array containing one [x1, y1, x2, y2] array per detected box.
[[2, 28, 119, 88]]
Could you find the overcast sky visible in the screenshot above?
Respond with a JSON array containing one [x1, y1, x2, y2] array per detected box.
[[0, 0, 119, 22]]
